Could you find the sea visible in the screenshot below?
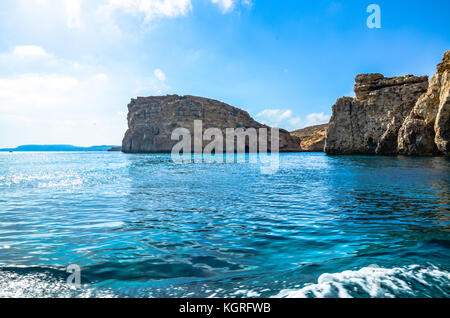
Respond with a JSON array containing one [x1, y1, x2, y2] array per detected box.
[[0, 152, 449, 298]]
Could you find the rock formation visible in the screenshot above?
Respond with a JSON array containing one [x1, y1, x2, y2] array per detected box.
[[122, 95, 301, 153], [325, 73, 428, 155], [325, 51, 449, 156], [291, 124, 328, 152], [398, 51, 450, 155], [107, 146, 122, 152]]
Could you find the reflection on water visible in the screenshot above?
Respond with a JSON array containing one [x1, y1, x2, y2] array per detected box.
[[0, 152, 449, 297]]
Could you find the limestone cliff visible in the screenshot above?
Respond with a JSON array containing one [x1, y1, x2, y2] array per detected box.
[[398, 51, 450, 155], [291, 124, 328, 152], [325, 73, 428, 155], [122, 95, 301, 153], [325, 51, 449, 156]]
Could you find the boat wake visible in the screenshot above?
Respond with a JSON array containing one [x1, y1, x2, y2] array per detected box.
[[274, 265, 450, 298], [1, 264, 449, 298], [0, 266, 115, 298]]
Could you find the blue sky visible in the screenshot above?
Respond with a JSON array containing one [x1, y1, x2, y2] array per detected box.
[[0, 0, 449, 147]]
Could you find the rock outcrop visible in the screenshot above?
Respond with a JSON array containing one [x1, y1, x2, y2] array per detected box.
[[291, 124, 328, 152], [398, 51, 450, 155], [107, 146, 122, 152], [325, 51, 449, 156], [122, 95, 301, 153], [325, 73, 428, 155]]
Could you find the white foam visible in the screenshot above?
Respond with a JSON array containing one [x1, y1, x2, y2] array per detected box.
[[273, 265, 450, 298], [0, 268, 116, 298]]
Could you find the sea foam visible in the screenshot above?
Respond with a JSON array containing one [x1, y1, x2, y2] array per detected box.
[[273, 265, 450, 298]]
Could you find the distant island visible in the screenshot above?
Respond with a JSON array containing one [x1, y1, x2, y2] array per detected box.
[[121, 95, 301, 153], [0, 145, 121, 152]]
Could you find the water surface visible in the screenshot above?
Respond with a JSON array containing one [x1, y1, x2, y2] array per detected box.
[[0, 152, 449, 297]]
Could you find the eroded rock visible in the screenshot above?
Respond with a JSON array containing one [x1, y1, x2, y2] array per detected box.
[[122, 95, 301, 153], [325, 75, 428, 155], [325, 51, 450, 156], [398, 51, 450, 155]]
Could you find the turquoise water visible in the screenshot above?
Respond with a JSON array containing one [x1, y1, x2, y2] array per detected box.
[[0, 152, 449, 298]]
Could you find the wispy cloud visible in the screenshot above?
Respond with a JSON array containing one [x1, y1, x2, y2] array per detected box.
[[136, 68, 170, 95], [211, 0, 234, 13], [305, 112, 331, 127], [153, 68, 166, 81], [0, 45, 127, 147], [255, 108, 330, 130], [24, 0, 251, 36], [103, 0, 193, 22], [64, 0, 83, 29], [10, 45, 53, 60], [211, 0, 252, 13]]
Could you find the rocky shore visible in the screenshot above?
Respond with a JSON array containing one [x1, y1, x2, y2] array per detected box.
[[122, 95, 301, 153], [325, 50, 449, 156], [121, 51, 449, 156]]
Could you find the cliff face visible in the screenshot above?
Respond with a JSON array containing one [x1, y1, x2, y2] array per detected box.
[[398, 51, 450, 155], [291, 124, 328, 152], [325, 51, 449, 156], [325, 74, 428, 155], [122, 95, 301, 153]]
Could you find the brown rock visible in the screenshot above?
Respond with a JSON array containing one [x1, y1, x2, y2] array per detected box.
[[437, 50, 450, 74], [291, 124, 328, 152], [398, 50, 450, 155], [122, 95, 301, 153], [325, 75, 428, 155]]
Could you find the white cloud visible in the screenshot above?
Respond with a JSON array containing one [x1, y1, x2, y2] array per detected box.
[[255, 108, 330, 130], [12, 45, 52, 60], [104, 0, 193, 22], [288, 117, 302, 128], [256, 109, 300, 129], [64, 0, 83, 28], [135, 69, 170, 95], [94, 73, 109, 81], [19, 0, 252, 39], [211, 0, 234, 13], [210, 0, 252, 13], [23, 0, 83, 30], [0, 72, 122, 146], [0, 46, 128, 148], [0, 74, 80, 110], [256, 109, 293, 125], [305, 112, 331, 127], [0, 45, 102, 75], [153, 68, 166, 81]]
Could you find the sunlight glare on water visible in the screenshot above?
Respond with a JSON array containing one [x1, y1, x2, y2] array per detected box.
[[0, 152, 449, 298]]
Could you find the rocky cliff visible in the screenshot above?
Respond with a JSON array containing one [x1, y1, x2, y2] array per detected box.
[[325, 51, 449, 156], [122, 95, 301, 153], [398, 51, 450, 155], [325, 73, 428, 155], [291, 124, 328, 152]]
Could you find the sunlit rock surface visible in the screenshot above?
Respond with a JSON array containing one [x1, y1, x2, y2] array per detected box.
[[122, 95, 301, 153]]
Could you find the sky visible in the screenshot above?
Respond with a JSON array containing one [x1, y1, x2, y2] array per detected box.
[[0, 0, 449, 147]]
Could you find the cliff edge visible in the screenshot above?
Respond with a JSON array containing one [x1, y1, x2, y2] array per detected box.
[[325, 51, 449, 156], [398, 51, 450, 155], [325, 73, 428, 155], [122, 95, 301, 153]]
